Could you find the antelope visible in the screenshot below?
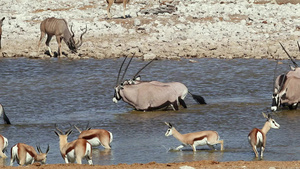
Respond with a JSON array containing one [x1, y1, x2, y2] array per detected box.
[[0, 104, 11, 124], [10, 143, 49, 166], [106, 0, 130, 19], [0, 135, 8, 158], [248, 113, 280, 158], [54, 125, 93, 165], [271, 42, 300, 111], [37, 17, 87, 57], [164, 122, 224, 152], [0, 17, 5, 49], [74, 124, 113, 149]]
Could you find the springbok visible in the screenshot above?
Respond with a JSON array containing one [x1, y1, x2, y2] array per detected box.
[[10, 143, 49, 166], [0, 135, 8, 158], [0, 17, 5, 49], [37, 17, 87, 57], [74, 124, 113, 149], [164, 122, 224, 152], [106, 0, 130, 19], [0, 104, 11, 124], [248, 113, 280, 158], [54, 125, 93, 165]]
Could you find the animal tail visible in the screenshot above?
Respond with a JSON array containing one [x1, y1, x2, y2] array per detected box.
[[2, 108, 11, 125], [189, 92, 206, 104]]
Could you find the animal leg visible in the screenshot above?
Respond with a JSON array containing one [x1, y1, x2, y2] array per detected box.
[[107, 1, 113, 19], [208, 144, 216, 150], [86, 155, 93, 165], [45, 35, 53, 56], [251, 145, 259, 158], [175, 144, 184, 150], [64, 156, 69, 164], [171, 101, 179, 111], [0, 151, 7, 158], [123, 0, 127, 18], [260, 147, 265, 158], [10, 156, 15, 166], [37, 31, 45, 54], [56, 36, 63, 56], [191, 145, 196, 152], [76, 156, 82, 164], [178, 97, 187, 108]]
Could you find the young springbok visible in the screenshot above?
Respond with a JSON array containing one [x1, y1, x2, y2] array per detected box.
[[0, 17, 5, 49], [74, 124, 113, 149], [0, 135, 8, 158], [248, 112, 280, 158], [164, 122, 224, 152], [10, 143, 49, 166], [106, 0, 130, 19], [54, 125, 93, 165], [0, 104, 11, 124]]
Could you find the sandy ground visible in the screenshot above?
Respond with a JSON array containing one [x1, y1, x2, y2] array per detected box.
[[1, 160, 300, 169]]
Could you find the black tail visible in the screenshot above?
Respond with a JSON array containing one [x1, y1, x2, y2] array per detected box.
[[2, 109, 11, 125], [189, 92, 206, 104]]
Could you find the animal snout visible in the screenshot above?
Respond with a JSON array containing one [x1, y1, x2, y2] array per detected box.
[[112, 97, 118, 103], [270, 106, 277, 111]]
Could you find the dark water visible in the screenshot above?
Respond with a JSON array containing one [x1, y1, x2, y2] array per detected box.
[[0, 57, 299, 166]]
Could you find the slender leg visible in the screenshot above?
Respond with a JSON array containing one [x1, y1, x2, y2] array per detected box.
[[175, 144, 185, 150], [191, 145, 196, 152], [215, 140, 224, 151], [252, 145, 259, 158], [76, 156, 82, 164], [45, 35, 53, 56], [56, 36, 63, 56], [64, 156, 69, 164], [107, 1, 113, 19], [260, 147, 265, 158], [123, 0, 127, 18], [208, 144, 216, 150]]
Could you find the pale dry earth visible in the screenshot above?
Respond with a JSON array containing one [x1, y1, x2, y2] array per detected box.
[[0, 0, 300, 60]]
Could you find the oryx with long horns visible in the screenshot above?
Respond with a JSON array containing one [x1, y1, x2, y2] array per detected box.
[[37, 17, 87, 57], [271, 42, 300, 111], [113, 57, 206, 111]]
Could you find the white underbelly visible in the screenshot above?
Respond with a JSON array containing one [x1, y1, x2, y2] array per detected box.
[[25, 152, 34, 165], [87, 137, 101, 147], [67, 149, 76, 163], [193, 138, 208, 146]]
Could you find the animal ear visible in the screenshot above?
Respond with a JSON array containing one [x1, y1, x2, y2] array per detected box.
[[164, 122, 172, 128], [290, 65, 296, 71], [262, 112, 268, 119], [54, 131, 60, 137]]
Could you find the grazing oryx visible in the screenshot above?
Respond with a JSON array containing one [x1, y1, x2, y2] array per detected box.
[[0, 135, 8, 158], [54, 125, 93, 165], [248, 113, 280, 158], [113, 57, 206, 111], [37, 17, 87, 57], [10, 143, 49, 166], [0, 17, 5, 49], [106, 0, 130, 19], [164, 122, 224, 152], [74, 124, 113, 149], [0, 104, 11, 124], [271, 42, 300, 111]]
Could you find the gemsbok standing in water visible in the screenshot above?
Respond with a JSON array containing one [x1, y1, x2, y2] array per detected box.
[[271, 42, 300, 111], [74, 124, 113, 149], [37, 17, 87, 57], [54, 125, 93, 165], [113, 57, 206, 111], [248, 113, 280, 158], [0, 17, 5, 49], [10, 143, 49, 166], [0, 135, 8, 158], [106, 0, 130, 19], [164, 122, 224, 152]]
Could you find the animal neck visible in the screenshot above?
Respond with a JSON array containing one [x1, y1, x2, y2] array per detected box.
[[59, 136, 69, 152], [34, 154, 45, 162], [261, 121, 271, 134], [171, 128, 185, 143]]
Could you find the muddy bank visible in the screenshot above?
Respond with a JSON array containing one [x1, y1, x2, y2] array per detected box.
[[0, 0, 300, 60]]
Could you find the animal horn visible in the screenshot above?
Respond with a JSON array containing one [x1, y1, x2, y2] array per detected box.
[[133, 58, 155, 79], [74, 124, 82, 133], [297, 41, 300, 53], [70, 24, 75, 38], [116, 56, 128, 85], [75, 25, 87, 48], [85, 122, 90, 130], [46, 144, 50, 154], [55, 124, 63, 134], [279, 42, 298, 67], [164, 122, 172, 128], [120, 56, 134, 83], [36, 145, 42, 153]]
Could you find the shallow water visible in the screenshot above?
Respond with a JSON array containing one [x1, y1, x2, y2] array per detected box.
[[0, 57, 299, 166]]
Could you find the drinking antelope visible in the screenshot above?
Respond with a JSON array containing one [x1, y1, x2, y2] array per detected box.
[[106, 0, 130, 19], [37, 17, 87, 57], [0, 17, 4, 49], [74, 124, 113, 149], [0, 135, 8, 158], [164, 122, 224, 152], [248, 113, 280, 158], [54, 125, 93, 165], [10, 143, 49, 166], [0, 104, 11, 124]]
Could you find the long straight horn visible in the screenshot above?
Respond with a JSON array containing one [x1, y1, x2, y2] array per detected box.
[[76, 25, 87, 48], [46, 144, 50, 154], [120, 56, 134, 83], [133, 58, 155, 79], [279, 42, 298, 67], [116, 56, 128, 85]]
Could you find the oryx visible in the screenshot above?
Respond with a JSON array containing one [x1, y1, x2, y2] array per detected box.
[[37, 17, 87, 57], [113, 57, 206, 111], [271, 42, 300, 111]]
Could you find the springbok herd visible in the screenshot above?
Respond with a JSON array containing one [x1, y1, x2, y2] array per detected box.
[[0, 0, 300, 166]]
